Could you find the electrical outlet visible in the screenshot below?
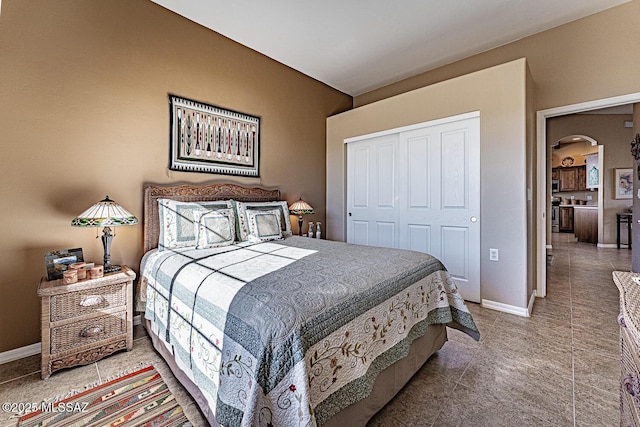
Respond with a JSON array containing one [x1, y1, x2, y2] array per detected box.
[[586, 195, 592, 201], [489, 248, 499, 261]]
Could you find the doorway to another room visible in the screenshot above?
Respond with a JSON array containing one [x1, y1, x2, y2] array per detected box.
[[536, 93, 640, 298], [549, 134, 603, 246]]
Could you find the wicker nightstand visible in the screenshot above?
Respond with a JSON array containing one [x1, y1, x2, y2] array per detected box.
[[38, 266, 135, 379]]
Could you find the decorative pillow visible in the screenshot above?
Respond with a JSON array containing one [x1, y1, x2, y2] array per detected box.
[[236, 200, 292, 241], [245, 208, 283, 242], [193, 208, 236, 249], [158, 199, 233, 250]]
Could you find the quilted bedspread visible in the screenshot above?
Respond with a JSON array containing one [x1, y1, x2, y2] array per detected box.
[[142, 236, 479, 427]]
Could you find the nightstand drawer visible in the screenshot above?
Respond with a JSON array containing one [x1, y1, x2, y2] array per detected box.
[[50, 282, 127, 322], [50, 311, 127, 354]]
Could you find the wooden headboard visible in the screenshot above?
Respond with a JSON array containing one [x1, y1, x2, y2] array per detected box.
[[143, 182, 281, 253]]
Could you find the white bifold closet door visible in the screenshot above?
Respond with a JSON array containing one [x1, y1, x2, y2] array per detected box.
[[346, 114, 480, 302]]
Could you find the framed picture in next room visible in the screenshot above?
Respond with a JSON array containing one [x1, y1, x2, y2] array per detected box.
[[615, 168, 633, 200]]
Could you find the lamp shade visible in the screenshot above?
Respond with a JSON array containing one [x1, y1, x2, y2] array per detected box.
[[289, 198, 314, 215], [71, 196, 138, 227]]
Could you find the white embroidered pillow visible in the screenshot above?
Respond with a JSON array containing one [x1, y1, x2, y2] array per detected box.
[[194, 208, 236, 249], [236, 201, 292, 241], [245, 209, 283, 242], [158, 199, 233, 250]]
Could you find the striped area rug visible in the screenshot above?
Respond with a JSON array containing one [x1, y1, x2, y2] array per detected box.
[[19, 365, 190, 427]]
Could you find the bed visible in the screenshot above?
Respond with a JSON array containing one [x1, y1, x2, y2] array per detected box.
[[139, 182, 479, 427]]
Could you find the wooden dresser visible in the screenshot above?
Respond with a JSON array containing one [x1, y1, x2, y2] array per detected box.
[[613, 271, 640, 426], [38, 266, 135, 379]]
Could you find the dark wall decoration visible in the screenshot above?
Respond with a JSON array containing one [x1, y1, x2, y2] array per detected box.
[[169, 95, 260, 176]]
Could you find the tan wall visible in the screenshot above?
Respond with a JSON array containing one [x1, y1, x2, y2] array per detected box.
[[327, 59, 531, 308], [547, 114, 635, 244], [0, 0, 352, 353], [355, 1, 640, 111]]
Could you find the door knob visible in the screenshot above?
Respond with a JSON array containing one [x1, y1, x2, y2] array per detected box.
[[348, 212, 352, 216], [470, 216, 477, 223]]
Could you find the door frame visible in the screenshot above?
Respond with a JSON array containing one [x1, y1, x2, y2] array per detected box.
[[344, 111, 480, 144], [536, 92, 640, 298]]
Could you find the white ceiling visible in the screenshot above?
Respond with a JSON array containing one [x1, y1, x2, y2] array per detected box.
[[150, 0, 628, 96]]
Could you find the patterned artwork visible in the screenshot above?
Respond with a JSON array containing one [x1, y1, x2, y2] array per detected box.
[[169, 95, 260, 176], [615, 168, 633, 199]]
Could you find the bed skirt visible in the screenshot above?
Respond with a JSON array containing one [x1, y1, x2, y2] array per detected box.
[[143, 317, 447, 427]]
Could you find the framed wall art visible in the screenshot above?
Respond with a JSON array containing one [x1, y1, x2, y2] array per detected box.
[[615, 168, 633, 199], [169, 95, 260, 176], [44, 248, 84, 280]]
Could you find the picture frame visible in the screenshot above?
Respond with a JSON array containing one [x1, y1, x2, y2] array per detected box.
[[615, 168, 633, 200], [44, 248, 84, 281], [169, 95, 260, 176]]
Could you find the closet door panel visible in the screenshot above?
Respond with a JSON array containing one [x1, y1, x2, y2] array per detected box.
[[408, 136, 430, 209], [376, 143, 395, 208], [351, 220, 369, 246], [352, 145, 369, 208], [441, 226, 469, 281], [376, 222, 396, 249], [407, 224, 431, 254], [347, 134, 400, 249], [441, 130, 467, 209]]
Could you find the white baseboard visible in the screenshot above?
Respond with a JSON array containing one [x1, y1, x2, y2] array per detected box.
[[1, 315, 143, 365], [598, 243, 629, 249], [0, 342, 40, 365], [482, 295, 534, 318]]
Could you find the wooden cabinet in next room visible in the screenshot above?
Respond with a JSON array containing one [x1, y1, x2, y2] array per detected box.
[[559, 206, 574, 233], [574, 207, 597, 244], [576, 167, 587, 191], [556, 166, 586, 192]]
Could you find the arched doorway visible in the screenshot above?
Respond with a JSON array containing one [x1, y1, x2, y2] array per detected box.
[[549, 134, 603, 247]]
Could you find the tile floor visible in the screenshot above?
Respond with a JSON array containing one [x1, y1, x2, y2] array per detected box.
[[0, 234, 630, 426], [368, 233, 629, 427]]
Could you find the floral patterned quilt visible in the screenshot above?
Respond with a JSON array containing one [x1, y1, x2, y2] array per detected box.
[[142, 236, 479, 427]]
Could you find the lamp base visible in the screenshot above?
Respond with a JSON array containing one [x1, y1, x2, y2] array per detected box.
[[104, 264, 121, 274], [101, 227, 121, 274]]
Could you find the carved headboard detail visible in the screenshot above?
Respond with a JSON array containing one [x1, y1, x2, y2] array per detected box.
[[143, 182, 281, 253]]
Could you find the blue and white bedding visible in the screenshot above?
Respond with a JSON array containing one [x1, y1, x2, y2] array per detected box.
[[142, 236, 479, 427]]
